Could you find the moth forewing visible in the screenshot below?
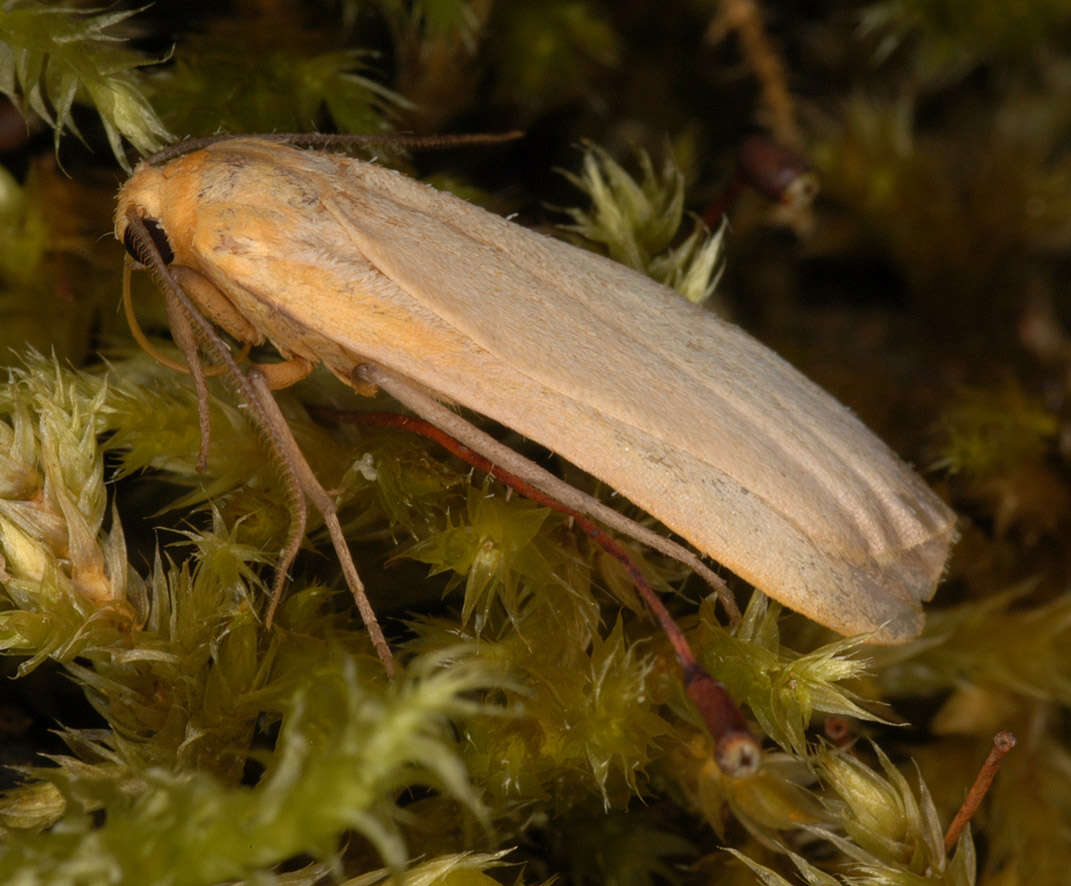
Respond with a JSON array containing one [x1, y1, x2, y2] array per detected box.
[[115, 136, 957, 647]]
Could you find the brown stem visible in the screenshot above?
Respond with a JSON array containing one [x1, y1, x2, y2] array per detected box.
[[944, 730, 1016, 852]]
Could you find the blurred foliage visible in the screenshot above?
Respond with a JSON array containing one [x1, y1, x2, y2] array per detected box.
[[0, 3, 171, 170], [0, 0, 1069, 884], [155, 39, 408, 140], [860, 0, 1071, 76]]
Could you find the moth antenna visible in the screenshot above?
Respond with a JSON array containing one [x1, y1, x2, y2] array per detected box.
[[241, 371, 308, 634], [271, 131, 524, 151], [143, 131, 524, 166], [354, 363, 741, 623], [162, 288, 213, 473], [124, 215, 212, 471]]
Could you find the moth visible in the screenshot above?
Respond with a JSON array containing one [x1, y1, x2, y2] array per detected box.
[[115, 135, 957, 680]]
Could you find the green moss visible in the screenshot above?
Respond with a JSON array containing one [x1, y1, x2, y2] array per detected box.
[[0, 3, 170, 170], [559, 144, 725, 305]]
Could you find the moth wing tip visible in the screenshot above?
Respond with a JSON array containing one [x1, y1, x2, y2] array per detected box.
[[864, 606, 926, 645]]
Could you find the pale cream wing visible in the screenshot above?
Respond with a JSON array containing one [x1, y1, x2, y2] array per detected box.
[[328, 158, 955, 637], [177, 140, 956, 641]]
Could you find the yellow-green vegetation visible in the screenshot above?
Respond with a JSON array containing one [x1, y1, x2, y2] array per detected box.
[[0, 1, 1069, 884]]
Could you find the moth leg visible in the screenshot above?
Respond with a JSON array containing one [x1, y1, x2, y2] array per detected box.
[[253, 356, 315, 391], [163, 270, 313, 394], [354, 363, 741, 623], [245, 369, 396, 677], [122, 216, 397, 671], [170, 266, 260, 344], [317, 407, 760, 775]]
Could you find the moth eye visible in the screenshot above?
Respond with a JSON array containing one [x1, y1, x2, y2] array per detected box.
[[123, 216, 175, 266]]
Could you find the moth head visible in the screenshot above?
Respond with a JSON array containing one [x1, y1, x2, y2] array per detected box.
[[115, 163, 177, 269]]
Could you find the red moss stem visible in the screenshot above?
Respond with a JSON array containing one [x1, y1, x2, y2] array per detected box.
[[944, 730, 1016, 852]]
